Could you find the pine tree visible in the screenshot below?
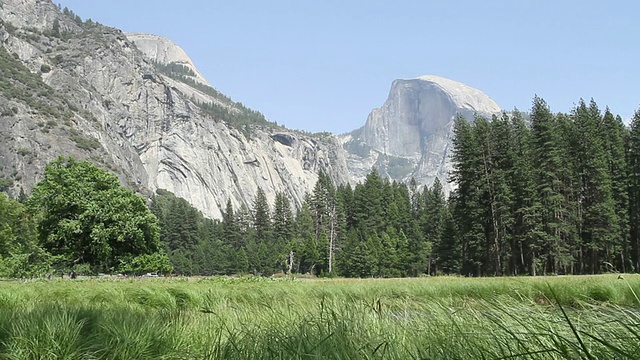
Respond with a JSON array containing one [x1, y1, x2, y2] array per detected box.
[[507, 110, 540, 275], [294, 201, 317, 274], [602, 109, 631, 271], [253, 187, 271, 242], [272, 192, 294, 243], [424, 178, 448, 275], [310, 171, 342, 274], [222, 199, 242, 249], [353, 169, 385, 234], [628, 109, 640, 272], [450, 115, 486, 276], [530, 96, 564, 275], [438, 198, 460, 274], [553, 112, 579, 274], [571, 100, 617, 273]]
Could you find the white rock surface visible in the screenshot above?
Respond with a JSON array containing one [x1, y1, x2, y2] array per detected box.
[[126, 32, 211, 87], [0, 1, 350, 219], [0, 0, 503, 216], [343, 75, 501, 191]]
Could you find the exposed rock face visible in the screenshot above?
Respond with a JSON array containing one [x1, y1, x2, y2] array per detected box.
[[126, 32, 210, 87], [0, 0, 349, 219], [0, 0, 72, 32], [0, 0, 504, 217], [342, 75, 501, 191]]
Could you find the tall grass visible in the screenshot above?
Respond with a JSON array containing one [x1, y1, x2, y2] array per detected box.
[[0, 275, 639, 359]]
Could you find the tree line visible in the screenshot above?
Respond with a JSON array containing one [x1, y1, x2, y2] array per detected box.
[[451, 97, 640, 276], [2, 97, 640, 278], [152, 97, 640, 277]]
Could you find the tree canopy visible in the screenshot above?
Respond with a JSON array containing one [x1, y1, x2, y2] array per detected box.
[[28, 157, 161, 271]]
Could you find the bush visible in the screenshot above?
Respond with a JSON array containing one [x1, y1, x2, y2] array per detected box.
[[70, 134, 101, 150], [118, 253, 173, 276], [40, 64, 51, 73], [0, 177, 12, 191]]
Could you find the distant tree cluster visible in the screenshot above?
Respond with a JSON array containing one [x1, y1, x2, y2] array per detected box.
[[149, 171, 452, 277]]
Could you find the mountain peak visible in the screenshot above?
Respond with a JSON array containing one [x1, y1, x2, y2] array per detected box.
[[343, 74, 502, 191], [125, 32, 211, 87], [407, 75, 501, 114]]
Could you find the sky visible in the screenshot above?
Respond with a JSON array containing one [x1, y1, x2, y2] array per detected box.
[[56, 1, 639, 134]]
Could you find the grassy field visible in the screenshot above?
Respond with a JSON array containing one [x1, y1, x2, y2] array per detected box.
[[1, 275, 639, 359]]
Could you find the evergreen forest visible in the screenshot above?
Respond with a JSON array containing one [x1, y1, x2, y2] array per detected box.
[[2, 97, 640, 278]]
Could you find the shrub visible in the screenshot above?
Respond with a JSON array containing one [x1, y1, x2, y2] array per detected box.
[[70, 134, 101, 150]]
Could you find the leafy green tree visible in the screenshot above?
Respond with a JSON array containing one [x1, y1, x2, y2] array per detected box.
[[0, 193, 50, 277], [28, 157, 160, 272]]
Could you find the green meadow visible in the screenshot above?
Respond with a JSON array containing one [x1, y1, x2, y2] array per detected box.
[[1, 275, 639, 359]]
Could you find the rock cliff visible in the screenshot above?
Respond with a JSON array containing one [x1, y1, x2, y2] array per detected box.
[[125, 32, 210, 87], [0, 0, 504, 217], [342, 75, 501, 191], [0, 0, 349, 218]]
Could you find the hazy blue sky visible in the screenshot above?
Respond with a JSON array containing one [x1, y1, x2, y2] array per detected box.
[[56, 1, 639, 134]]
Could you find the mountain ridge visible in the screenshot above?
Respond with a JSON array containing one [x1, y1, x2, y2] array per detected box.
[[0, 0, 350, 219], [0, 0, 503, 218], [126, 32, 211, 87]]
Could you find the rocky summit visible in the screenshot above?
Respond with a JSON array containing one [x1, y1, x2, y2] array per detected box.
[[341, 75, 501, 191], [0, 0, 501, 218]]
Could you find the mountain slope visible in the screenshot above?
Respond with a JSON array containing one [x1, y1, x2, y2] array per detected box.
[[0, 0, 505, 218], [342, 75, 501, 190], [126, 32, 210, 87], [0, 0, 350, 218]]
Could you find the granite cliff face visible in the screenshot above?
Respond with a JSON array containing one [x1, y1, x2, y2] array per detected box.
[[0, 0, 349, 218], [125, 32, 210, 87], [0, 0, 503, 218], [342, 75, 501, 191]]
